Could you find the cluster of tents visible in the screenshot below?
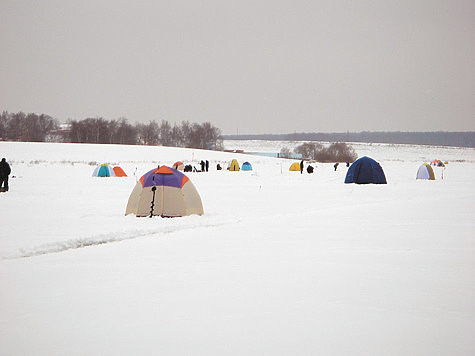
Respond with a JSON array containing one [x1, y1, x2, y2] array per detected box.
[[289, 156, 445, 183], [92, 164, 127, 177], [90, 155, 445, 219], [89, 158, 253, 219], [227, 159, 252, 171], [172, 160, 254, 172], [92, 163, 203, 218]]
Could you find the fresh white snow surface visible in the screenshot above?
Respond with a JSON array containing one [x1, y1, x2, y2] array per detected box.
[[0, 140, 474, 355]]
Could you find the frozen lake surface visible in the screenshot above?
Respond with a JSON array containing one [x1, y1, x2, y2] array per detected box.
[[0, 140, 474, 355]]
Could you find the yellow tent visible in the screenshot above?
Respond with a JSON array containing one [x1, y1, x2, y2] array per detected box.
[[289, 162, 301, 171], [229, 159, 240, 171]]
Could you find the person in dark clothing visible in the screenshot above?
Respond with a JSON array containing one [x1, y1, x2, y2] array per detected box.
[[334, 162, 339, 171], [306, 165, 314, 174], [200, 160, 205, 172], [205, 160, 209, 172], [346, 162, 350, 167], [217, 163, 222, 170], [0, 158, 11, 192], [300, 160, 304, 174]]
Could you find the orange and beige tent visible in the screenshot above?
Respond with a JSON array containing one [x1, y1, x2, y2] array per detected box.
[[173, 161, 185, 171], [125, 166, 203, 217]]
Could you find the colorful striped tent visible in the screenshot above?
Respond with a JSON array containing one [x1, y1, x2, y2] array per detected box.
[[92, 164, 116, 177], [125, 166, 204, 217]]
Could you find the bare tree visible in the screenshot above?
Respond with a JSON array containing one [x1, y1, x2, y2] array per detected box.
[[279, 146, 291, 158], [294, 142, 323, 159], [136, 121, 159, 145], [159, 120, 173, 146]]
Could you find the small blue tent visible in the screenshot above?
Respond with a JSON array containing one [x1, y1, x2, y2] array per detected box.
[[344, 156, 387, 184], [242, 161, 252, 171]]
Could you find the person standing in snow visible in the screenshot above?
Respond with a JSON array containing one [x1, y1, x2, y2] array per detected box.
[[334, 162, 339, 171], [300, 160, 304, 174], [0, 158, 11, 192], [205, 160, 209, 172], [200, 160, 205, 172]]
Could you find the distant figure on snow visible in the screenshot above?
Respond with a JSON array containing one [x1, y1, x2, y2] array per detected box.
[[346, 162, 350, 167], [205, 160, 209, 172], [216, 163, 222, 171], [300, 160, 304, 174], [306, 165, 314, 174], [334, 162, 339, 171], [0, 158, 11, 192], [200, 160, 205, 172]]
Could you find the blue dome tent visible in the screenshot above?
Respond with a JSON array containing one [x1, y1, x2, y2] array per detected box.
[[344, 156, 387, 184], [242, 161, 252, 171]]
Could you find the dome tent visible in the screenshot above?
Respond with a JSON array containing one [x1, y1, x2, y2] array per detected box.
[[242, 161, 252, 171], [92, 164, 116, 177], [289, 162, 301, 171], [173, 161, 185, 171], [416, 163, 435, 180], [228, 159, 240, 171], [113, 166, 127, 177], [125, 166, 204, 217], [344, 156, 387, 184]]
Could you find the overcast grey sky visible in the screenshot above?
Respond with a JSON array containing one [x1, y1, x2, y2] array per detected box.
[[0, 0, 473, 134]]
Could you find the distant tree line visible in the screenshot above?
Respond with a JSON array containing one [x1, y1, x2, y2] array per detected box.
[[282, 142, 358, 162], [0, 111, 59, 142], [0, 111, 223, 150], [225, 131, 475, 148]]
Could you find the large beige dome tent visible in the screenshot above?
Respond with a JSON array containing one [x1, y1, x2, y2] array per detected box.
[[125, 166, 203, 217]]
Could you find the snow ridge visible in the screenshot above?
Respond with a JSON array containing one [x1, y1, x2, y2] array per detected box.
[[4, 219, 239, 259]]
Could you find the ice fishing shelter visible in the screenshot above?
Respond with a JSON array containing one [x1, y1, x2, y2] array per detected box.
[[344, 156, 387, 184], [289, 162, 301, 171], [228, 159, 240, 171], [173, 161, 185, 171], [416, 163, 435, 180], [242, 161, 252, 171], [431, 159, 445, 167], [125, 166, 204, 217], [92, 164, 116, 177], [113, 166, 127, 177]]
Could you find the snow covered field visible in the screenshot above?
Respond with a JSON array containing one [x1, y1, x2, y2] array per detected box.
[[1, 140, 474, 355]]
